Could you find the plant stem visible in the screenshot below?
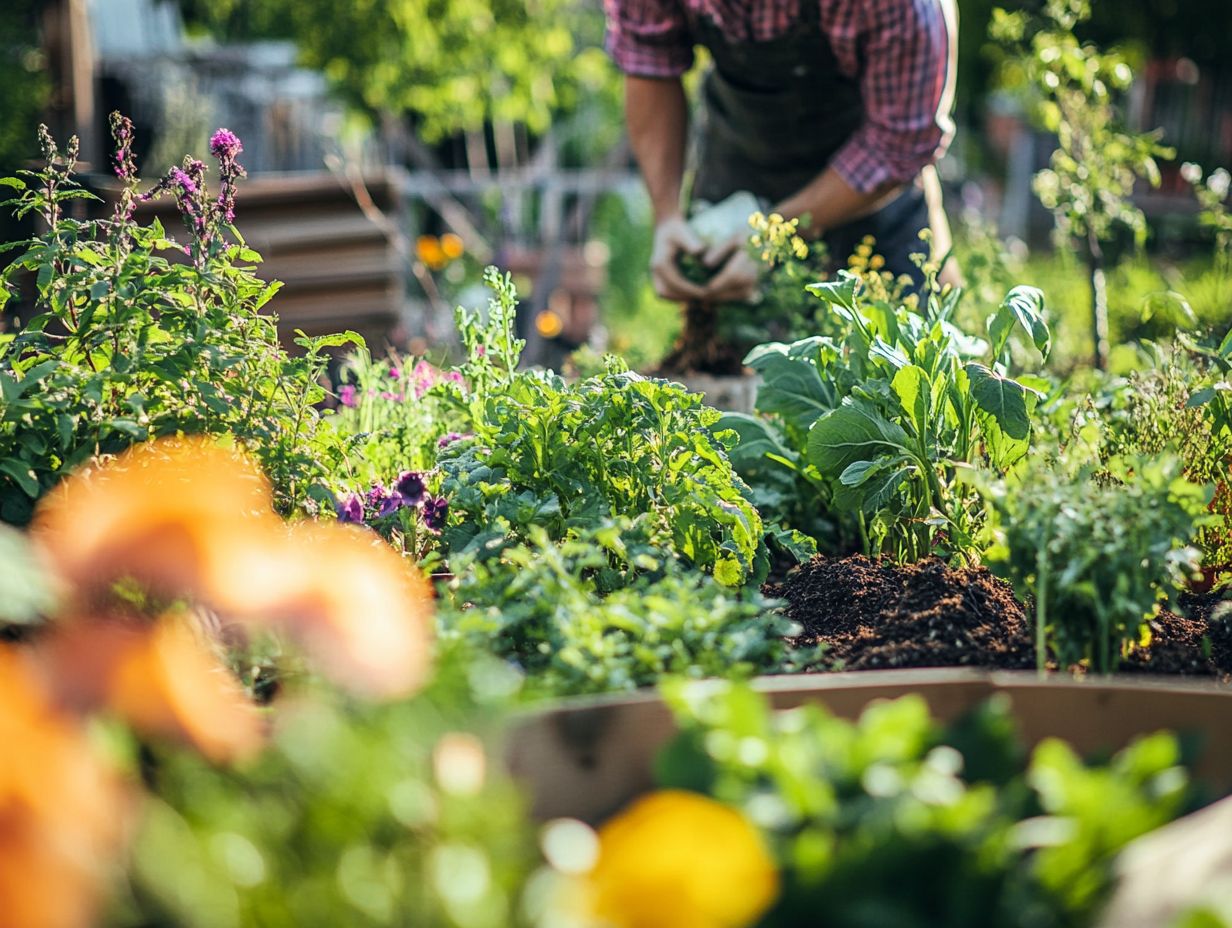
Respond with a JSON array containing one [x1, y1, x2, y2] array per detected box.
[[1087, 229, 1110, 371], [1035, 542, 1048, 677]]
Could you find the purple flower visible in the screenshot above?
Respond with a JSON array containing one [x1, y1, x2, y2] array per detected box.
[[379, 390, 403, 402], [422, 496, 449, 532], [336, 492, 364, 524], [338, 384, 358, 407], [208, 129, 243, 161], [394, 470, 426, 505], [437, 431, 469, 449], [377, 491, 404, 518]]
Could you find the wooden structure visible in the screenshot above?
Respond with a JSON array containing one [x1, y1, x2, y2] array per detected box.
[[507, 668, 1232, 824], [130, 171, 409, 350]]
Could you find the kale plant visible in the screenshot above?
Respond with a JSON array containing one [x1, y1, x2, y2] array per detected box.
[[0, 115, 355, 524], [723, 271, 1052, 562]]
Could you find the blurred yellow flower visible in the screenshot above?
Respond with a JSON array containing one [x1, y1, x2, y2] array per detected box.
[[585, 790, 779, 928]]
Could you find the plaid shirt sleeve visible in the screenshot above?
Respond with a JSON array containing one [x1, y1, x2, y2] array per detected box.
[[604, 0, 695, 78], [829, 0, 956, 194]]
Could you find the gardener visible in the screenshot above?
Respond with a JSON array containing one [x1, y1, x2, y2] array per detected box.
[[606, 0, 958, 303]]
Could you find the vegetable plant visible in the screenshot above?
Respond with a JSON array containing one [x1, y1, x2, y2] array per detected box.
[[437, 270, 766, 586], [723, 270, 1052, 562], [0, 115, 355, 524], [657, 681, 1194, 928], [983, 453, 1209, 673], [440, 520, 801, 697]]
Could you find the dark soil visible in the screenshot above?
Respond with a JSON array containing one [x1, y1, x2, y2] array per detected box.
[[776, 554, 1232, 677], [655, 300, 746, 377]]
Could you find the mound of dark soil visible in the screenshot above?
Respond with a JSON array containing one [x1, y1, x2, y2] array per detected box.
[[777, 555, 1232, 677], [778, 555, 1035, 671], [655, 301, 746, 377]]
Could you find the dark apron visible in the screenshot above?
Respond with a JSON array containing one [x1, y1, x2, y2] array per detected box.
[[689, 0, 931, 286]]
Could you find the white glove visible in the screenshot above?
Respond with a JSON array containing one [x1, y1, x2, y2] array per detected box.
[[649, 215, 706, 301]]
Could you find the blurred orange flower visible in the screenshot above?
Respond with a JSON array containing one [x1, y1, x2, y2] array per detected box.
[[440, 232, 464, 261], [0, 648, 129, 928], [39, 619, 265, 763], [30, 436, 434, 700], [216, 521, 434, 699], [585, 790, 779, 928], [417, 234, 447, 270]]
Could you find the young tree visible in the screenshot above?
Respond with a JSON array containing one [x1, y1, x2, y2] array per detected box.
[[993, 0, 1172, 370]]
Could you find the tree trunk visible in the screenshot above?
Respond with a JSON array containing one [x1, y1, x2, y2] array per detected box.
[[1087, 230, 1110, 371]]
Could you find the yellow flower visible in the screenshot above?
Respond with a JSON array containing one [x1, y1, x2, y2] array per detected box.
[[585, 790, 779, 928]]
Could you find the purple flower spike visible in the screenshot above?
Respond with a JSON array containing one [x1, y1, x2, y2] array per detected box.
[[394, 470, 426, 505], [209, 128, 243, 160], [336, 492, 364, 524], [338, 384, 358, 407], [422, 496, 449, 532]]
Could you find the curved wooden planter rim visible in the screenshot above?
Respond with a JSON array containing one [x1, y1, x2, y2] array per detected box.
[[506, 668, 1232, 825]]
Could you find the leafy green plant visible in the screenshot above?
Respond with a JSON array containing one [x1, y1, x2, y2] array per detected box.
[[991, 0, 1173, 370], [983, 453, 1209, 673], [657, 681, 1193, 928], [440, 521, 799, 697], [437, 271, 766, 586], [723, 271, 1052, 562], [0, 116, 355, 524]]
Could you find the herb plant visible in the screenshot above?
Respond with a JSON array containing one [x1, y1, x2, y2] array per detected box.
[[437, 271, 766, 586], [440, 521, 798, 697], [983, 453, 1208, 673], [0, 116, 354, 524], [724, 271, 1052, 562], [657, 681, 1193, 928]]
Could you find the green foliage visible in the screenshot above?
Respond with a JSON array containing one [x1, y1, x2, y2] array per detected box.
[[440, 522, 798, 698], [438, 272, 766, 586], [111, 650, 542, 928], [658, 681, 1193, 928], [725, 272, 1051, 562], [992, 0, 1173, 368], [0, 121, 353, 524], [983, 453, 1209, 674], [177, 0, 616, 141]]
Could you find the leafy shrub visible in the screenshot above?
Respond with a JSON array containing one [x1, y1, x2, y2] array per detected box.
[[657, 681, 1194, 928], [438, 270, 766, 586], [0, 116, 353, 524], [723, 272, 1051, 562], [983, 454, 1209, 673], [440, 521, 799, 697]]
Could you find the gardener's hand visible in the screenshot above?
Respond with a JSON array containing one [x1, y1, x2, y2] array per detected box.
[[650, 215, 707, 302], [699, 234, 760, 303]]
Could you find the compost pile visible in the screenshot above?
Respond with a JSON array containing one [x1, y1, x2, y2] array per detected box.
[[655, 300, 747, 376], [778, 554, 1232, 677]]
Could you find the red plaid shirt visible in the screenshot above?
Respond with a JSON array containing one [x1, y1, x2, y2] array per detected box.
[[604, 0, 956, 193]]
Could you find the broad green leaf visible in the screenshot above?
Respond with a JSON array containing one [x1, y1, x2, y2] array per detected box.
[[806, 271, 859, 312], [715, 412, 796, 471], [806, 400, 912, 477], [1141, 291, 1197, 329], [746, 350, 835, 432], [892, 365, 932, 437], [966, 363, 1033, 441], [988, 286, 1050, 361], [0, 460, 40, 497]]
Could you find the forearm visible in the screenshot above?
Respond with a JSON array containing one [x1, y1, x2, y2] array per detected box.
[[773, 166, 899, 238], [625, 75, 690, 222]]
